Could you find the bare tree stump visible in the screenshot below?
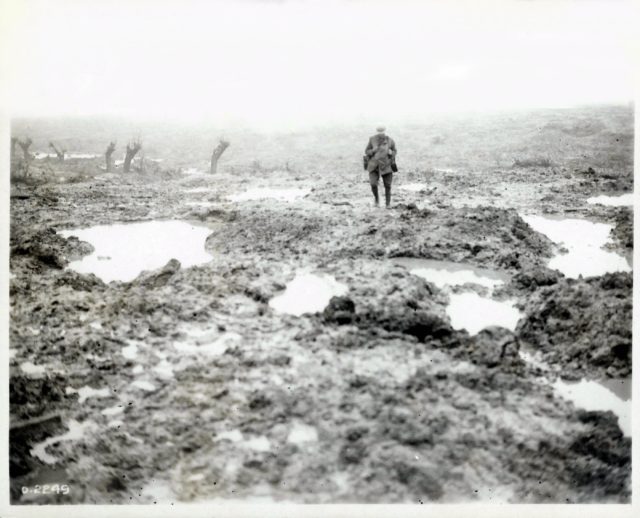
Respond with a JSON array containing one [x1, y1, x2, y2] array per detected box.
[[123, 140, 142, 173], [17, 138, 33, 176], [49, 142, 66, 161], [210, 139, 230, 174], [10, 137, 17, 160], [18, 138, 32, 161], [105, 141, 116, 172]]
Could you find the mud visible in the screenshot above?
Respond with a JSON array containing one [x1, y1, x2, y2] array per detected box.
[[8, 114, 633, 504], [517, 272, 632, 379]]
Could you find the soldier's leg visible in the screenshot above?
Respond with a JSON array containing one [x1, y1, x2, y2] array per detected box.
[[369, 171, 380, 206], [383, 172, 393, 207]]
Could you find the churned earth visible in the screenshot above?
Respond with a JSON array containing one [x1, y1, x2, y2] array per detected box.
[[8, 113, 633, 504]]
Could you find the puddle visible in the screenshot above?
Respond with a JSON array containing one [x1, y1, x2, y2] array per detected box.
[[182, 167, 205, 175], [287, 421, 319, 445], [131, 380, 157, 392], [447, 293, 521, 335], [101, 405, 124, 416], [553, 379, 631, 437], [67, 153, 100, 159], [398, 183, 429, 192], [395, 258, 508, 290], [521, 214, 631, 278], [227, 188, 311, 203], [184, 187, 210, 193], [153, 360, 175, 379], [269, 271, 348, 316], [59, 220, 213, 283], [216, 429, 244, 443], [121, 342, 139, 360], [396, 258, 516, 335], [20, 362, 46, 376], [173, 327, 242, 356], [243, 436, 271, 452], [598, 378, 631, 401], [34, 152, 56, 160], [65, 386, 111, 404], [519, 352, 632, 436], [586, 194, 634, 207], [30, 420, 96, 464]]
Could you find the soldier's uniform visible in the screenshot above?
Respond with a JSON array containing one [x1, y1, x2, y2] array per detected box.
[[365, 128, 396, 207]]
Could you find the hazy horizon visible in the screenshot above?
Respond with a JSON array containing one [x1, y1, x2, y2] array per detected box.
[[1, 0, 636, 130]]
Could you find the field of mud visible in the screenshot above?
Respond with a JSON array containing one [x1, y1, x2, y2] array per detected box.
[[8, 107, 633, 504]]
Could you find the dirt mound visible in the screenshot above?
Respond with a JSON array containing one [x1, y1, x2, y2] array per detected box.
[[10, 226, 94, 272], [516, 272, 632, 378], [208, 204, 553, 273], [131, 258, 181, 288], [10, 374, 69, 421], [507, 410, 630, 502], [511, 267, 563, 291], [611, 207, 633, 250]]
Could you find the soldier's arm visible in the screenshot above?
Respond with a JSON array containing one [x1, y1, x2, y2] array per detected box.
[[365, 138, 374, 157], [389, 138, 397, 157]]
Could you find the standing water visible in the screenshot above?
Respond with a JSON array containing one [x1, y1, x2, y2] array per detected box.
[[586, 194, 634, 207], [553, 379, 631, 437], [398, 183, 428, 192], [447, 292, 521, 335], [521, 215, 631, 278], [59, 220, 213, 283], [30, 420, 97, 464], [396, 258, 520, 335], [269, 271, 348, 316], [394, 258, 508, 290]]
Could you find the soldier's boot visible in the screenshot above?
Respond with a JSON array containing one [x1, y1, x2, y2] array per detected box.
[[371, 185, 379, 206], [384, 187, 391, 208]]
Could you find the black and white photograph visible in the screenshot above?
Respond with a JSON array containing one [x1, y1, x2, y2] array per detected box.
[[1, 0, 637, 514]]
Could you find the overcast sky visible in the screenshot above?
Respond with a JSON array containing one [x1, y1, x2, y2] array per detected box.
[[0, 0, 636, 128]]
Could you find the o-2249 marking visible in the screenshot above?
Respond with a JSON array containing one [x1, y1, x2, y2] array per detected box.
[[21, 484, 70, 495]]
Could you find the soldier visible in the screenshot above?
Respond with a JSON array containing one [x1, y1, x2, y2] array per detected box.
[[364, 126, 397, 208]]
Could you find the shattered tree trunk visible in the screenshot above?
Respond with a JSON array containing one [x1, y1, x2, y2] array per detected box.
[[18, 138, 33, 175], [10, 137, 17, 160], [49, 142, 65, 161], [210, 140, 230, 174], [123, 141, 141, 173], [18, 138, 32, 161], [105, 142, 116, 172]]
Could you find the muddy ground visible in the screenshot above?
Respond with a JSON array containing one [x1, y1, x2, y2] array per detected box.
[[8, 109, 633, 504]]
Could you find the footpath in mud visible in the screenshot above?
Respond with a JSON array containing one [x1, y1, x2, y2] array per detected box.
[[9, 159, 632, 504]]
